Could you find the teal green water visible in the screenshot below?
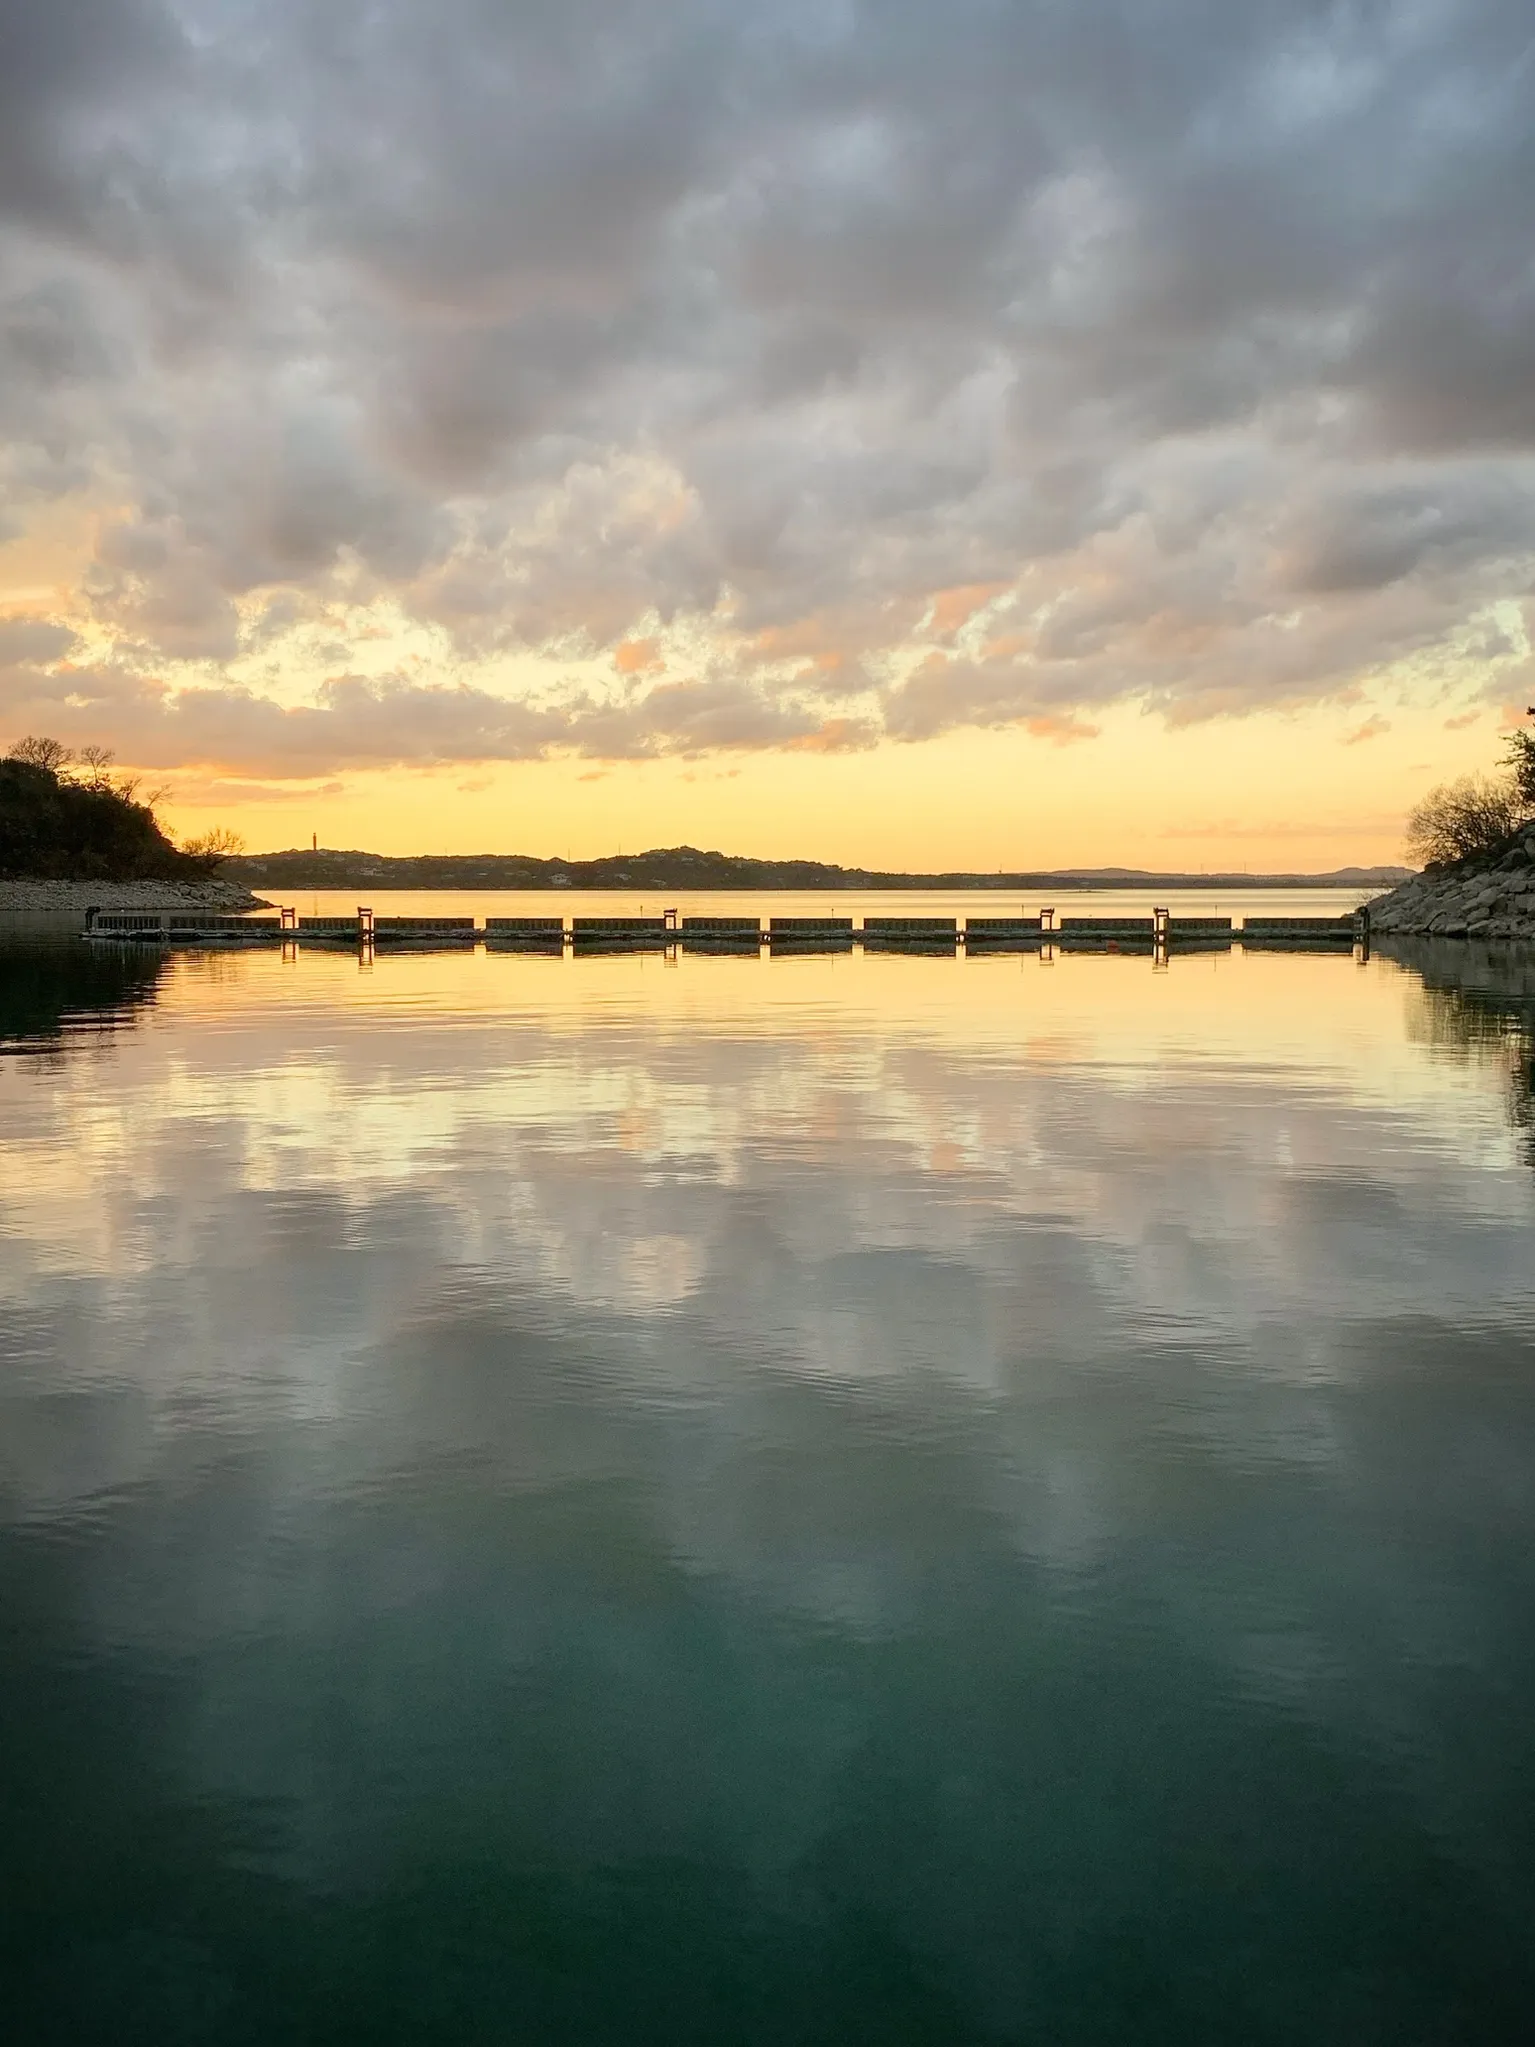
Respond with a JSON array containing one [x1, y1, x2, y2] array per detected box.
[[2, 936, 1534, 2043]]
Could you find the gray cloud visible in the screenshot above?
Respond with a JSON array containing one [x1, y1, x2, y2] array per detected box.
[[3, 0, 1535, 769], [0, 618, 77, 665], [0, 0, 183, 238], [0, 657, 872, 773], [1278, 469, 1535, 594]]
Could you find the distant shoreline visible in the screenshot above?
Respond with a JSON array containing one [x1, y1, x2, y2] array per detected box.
[[225, 846, 1410, 893]]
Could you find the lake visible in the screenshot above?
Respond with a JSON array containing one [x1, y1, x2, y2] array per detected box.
[[2, 925, 1533, 2043]]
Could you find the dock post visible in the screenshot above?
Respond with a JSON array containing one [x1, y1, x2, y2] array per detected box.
[[280, 905, 296, 931], [1040, 906, 1055, 934], [358, 905, 374, 940]]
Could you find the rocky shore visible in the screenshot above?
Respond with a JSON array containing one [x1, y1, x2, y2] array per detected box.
[[0, 877, 271, 916], [1369, 829, 1535, 941]]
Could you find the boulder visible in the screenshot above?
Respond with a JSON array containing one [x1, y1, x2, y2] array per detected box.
[[1367, 831, 1535, 941]]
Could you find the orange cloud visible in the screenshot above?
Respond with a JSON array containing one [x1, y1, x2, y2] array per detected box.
[[1343, 715, 1390, 745], [1443, 710, 1482, 730], [754, 619, 830, 659], [926, 582, 1007, 637], [753, 603, 925, 663], [783, 718, 874, 753], [1025, 714, 1100, 745], [161, 776, 347, 806], [613, 637, 661, 675], [983, 632, 1031, 660]]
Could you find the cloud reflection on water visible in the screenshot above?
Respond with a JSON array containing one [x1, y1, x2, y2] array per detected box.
[[1, 942, 1534, 2039]]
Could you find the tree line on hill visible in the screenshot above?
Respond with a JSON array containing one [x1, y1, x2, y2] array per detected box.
[[226, 846, 1412, 890], [0, 736, 243, 881]]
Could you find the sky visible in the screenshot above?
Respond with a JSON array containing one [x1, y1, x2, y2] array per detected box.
[[1, 0, 1533, 870]]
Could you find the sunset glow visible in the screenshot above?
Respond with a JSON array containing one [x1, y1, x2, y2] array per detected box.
[[3, 2, 1533, 868]]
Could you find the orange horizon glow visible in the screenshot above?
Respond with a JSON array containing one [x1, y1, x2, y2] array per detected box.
[[148, 698, 1526, 873]]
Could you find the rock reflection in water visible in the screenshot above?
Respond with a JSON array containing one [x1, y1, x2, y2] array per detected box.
[[1388, 939, 1535, 1164]]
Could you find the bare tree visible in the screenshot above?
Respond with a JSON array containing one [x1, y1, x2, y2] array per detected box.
[[181, 825, 247, 863], [6, 735, 74, 773], [1504, 721, 1535, 807], [1405, 774, 1528, 867], [72, 744, 118, 786]]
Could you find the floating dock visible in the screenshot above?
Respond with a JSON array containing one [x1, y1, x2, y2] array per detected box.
[[297, 916, 363, 946], [483, 917, 564, 950], [571, 917, 669, 951], [84, 906, 1373, 955], [964, 918, 1046, 951], [87, 911, 284, 944], [1167, 917, 1234, 950], [862, 918, 958, 951], [768, 918, 855, 953], [372, 916, 476, 947], [1239, 917, 1357, 948], [681, 917, 762, 952], [1057, 917, 1155, 951]]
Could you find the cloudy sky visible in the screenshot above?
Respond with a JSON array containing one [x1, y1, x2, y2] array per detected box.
[[2, 0, 1533, 865]]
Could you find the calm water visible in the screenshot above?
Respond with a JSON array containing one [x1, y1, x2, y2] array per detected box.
[[2, 931, 1533, 2044]]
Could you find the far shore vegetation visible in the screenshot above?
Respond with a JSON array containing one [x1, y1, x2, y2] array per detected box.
[[220, 846, 1414, 892]]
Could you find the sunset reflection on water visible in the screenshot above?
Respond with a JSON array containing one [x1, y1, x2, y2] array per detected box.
[[1, 935, 1533, 2042]]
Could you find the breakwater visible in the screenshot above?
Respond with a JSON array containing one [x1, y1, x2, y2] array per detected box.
[[84, 907, 1371, 953], [1368, 830, 1535, 942]]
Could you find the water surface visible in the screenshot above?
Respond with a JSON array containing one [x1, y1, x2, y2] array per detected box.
[[2, 935, 1533, 2043]]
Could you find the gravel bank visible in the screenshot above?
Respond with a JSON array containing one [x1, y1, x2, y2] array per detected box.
[[0, 878, 272, 916], [1369, 831, 1535, 941]]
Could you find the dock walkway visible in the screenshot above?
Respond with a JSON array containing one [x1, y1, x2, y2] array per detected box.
[[84, 907, 1372, 955]]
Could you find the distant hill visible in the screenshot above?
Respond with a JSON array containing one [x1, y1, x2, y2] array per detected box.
[[227, 844, 1413, 891]]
